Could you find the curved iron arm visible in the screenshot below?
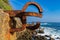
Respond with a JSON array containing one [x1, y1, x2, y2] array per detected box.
[[4, 2, 43, 32], [20, 12, 42, 18], [22, 2, 42, 13], [4, 11, 41, 32]]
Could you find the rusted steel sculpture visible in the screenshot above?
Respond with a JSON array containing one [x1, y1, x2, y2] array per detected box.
[[4, 2, 43, 32]]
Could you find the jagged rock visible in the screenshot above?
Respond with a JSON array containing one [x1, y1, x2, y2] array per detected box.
[[32, 35, 47, 40], [38, 30, 44, 33], [14, 17, 22, 28], [0, 9, 16, 40], [50, 37, 55, 40], [36, 28, 44, 33], [16, 29, 33, 40], [0, 9, 10, 40]]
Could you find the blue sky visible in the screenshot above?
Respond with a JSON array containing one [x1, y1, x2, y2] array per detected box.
[[9, 0, 60, 22]]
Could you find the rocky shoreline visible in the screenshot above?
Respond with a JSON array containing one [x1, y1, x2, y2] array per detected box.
[[16, 27, 55, 40], [16, 28, 47, 40]]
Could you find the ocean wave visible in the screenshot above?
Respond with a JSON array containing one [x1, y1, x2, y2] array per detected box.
[[37, 26, 60, 40], [41, 22, 48, 25]]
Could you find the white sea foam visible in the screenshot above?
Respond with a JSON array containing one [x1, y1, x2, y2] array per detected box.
[[36, 26, 60, 40]]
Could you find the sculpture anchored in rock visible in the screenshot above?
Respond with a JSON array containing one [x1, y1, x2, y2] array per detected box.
[[4, 2, 43, 32]]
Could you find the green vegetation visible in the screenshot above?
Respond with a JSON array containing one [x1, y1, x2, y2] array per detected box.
[[0, 0, 12, 10]]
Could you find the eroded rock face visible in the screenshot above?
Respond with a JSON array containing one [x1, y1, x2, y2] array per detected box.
[[14, 17, 22, 28], [16, 29, 33, 40], [0, 9, 10, 40]]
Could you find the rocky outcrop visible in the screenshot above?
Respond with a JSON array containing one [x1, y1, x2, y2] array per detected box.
[[32, 35, 47, 40], [50, 37, 55, 40], [0, 9, 10, 40], [16, 29, 33, 40], [0, 9, 17, 40], [16, 28, 47, 40]]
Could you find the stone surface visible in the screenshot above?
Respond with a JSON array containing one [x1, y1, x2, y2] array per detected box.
[[0, 9, 16, 40], [0, 9, 10, 40], [32, 35, 47, 40], [16, 29, 33, 40]]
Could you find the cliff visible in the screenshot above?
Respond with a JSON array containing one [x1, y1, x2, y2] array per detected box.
[[0, 9, 10, 40]]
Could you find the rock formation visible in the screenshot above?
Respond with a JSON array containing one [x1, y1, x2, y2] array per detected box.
[[0, 9, 10, 40]]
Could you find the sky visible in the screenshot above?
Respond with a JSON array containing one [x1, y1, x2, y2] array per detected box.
[[9, 0, 60, 22]]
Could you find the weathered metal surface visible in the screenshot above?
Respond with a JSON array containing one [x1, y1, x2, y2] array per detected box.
[[26, 22, 40, 30], [0, 1, 43, 40], [19, 12, 42, 18], [4, 2, 42, 17], [22, 2, 42, 13], [4, 2, 43, 33], [4, 11, 42, 17], [4, 10, 21, 17]]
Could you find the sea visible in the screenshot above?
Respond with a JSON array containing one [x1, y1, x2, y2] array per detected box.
[[40, 22, 60, 40]]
